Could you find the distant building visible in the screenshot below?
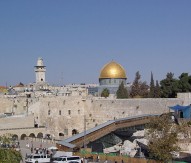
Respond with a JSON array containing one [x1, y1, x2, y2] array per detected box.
[[88, 86, 98, 96]]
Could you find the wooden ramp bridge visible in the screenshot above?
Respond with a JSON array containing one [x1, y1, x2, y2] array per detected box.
[[57, 114, 160, 151]]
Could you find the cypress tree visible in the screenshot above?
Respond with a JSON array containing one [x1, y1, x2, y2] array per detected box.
[[154, 80, 161, 98], [149, 72, 155, 98], [116, 81, 128, 99], [130, 71, 141, 97]]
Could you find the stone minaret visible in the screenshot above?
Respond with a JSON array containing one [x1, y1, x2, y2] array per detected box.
[[34, 57, 46, 83]]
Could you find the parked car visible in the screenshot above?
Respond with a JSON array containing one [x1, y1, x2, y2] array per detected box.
[[53, 156, 81, 163]]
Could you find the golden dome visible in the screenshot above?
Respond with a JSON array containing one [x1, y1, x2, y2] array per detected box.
[[99, 61, 127, 79]]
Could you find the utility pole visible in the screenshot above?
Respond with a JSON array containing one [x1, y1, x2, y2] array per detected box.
[[83, 115, 87, 163], [83, 115, 86, 149], [60, 72, 64, 86], [26, 98, 28, 116]]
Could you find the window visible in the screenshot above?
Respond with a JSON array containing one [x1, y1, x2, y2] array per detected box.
[[68, 110, 71, 115], [64, 129, 68, 135], [72, 129, 78, 135], [59, 133, 64, 136], [78, 110, 80, 114], [48, 110, 50, 115], [59, 110, 61, 115]]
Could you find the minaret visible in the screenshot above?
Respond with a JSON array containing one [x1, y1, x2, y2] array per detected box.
[[34, 57, 46, 83]]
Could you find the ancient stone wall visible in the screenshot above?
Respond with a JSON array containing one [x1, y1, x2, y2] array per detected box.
[[0, 114, 34, 129], [0, 94, 190, 139]]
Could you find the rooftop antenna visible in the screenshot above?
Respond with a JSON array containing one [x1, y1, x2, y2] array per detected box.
[[61, 72, 64, 86]]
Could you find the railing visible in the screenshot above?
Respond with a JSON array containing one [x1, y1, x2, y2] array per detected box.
[[0, 126, 45, 131], [24, 136, 58, 144]]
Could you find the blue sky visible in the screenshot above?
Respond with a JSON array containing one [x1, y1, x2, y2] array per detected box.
[[0, 0, 191, 86]]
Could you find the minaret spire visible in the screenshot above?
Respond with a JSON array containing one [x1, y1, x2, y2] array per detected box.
[[34, 57, 46, 83]]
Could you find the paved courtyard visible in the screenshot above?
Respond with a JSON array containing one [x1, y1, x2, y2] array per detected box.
[[19, 139, 56, 162]]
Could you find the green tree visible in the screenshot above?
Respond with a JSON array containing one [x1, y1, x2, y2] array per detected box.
[[146, 114, 187, 162], [139, 81, 149, 98], [116, 81, 128, 99], [130, 71, 149, 98], [149, 72, 155, 98], [160, 72, 179, 98], [130, 71, 141, 97], [101, 88, 110, 98], [178, 73, 191, 92], [0, 149, 22, 163], [0, 135, 22, 163], [154, 80, 161, 98]]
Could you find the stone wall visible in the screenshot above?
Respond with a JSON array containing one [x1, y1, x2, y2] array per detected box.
[[0, 94, 190, 139], [0, 114, 34, 129]]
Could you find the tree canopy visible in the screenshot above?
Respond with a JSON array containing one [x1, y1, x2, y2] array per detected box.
[[149, 72, 155, 98], [160, 72, 191, 98], [154, 80, 161, 98], [116, 81, 128, 99], [0, 149, 22, 163], [0, 134, 22, 163], [178, 73, 191, 92], [146, 114, 188, 162], [160, 72, 179, 98], [130, 71, 149, 98], [101, 88, 110, 98]]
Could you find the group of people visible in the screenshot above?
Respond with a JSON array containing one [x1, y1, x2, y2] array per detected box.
[[33, 147, 49, 155], [26, 141, 52, 156]]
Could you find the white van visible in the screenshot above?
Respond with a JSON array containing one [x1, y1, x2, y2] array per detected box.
[[53, 156, 81, 163]]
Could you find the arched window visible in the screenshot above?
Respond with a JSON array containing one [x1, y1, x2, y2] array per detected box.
[[37, 132, 43, 138], [29, 133, 35, 138], [59, 133, 64, 136], [72, 129, 78, 135], [21, 134, 27, 140], [12, 134, 18, 141]]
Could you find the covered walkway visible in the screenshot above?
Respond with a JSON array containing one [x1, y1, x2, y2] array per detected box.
[[57, 114, 160, 151]]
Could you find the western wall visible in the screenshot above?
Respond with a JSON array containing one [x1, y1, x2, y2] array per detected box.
[[0, 93, 190, 139]]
